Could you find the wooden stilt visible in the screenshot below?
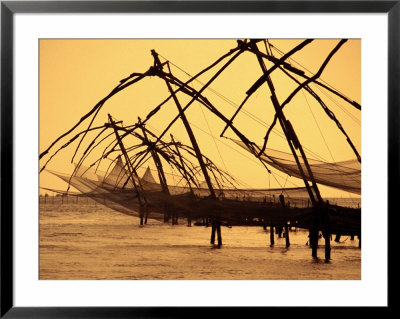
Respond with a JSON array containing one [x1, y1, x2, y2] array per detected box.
[[151, 50, 216, 200], [270, 226, 275, 246], [139, 204, 145, 226], [251, 41, 327, 260], [311, 211, 319, 258], [277, 226, 283, 238], [171, 134, 194, 195], [187, 218, 192, 227], [319, 207, 331, 261], [311, 229, 318, 258], [309, 227, 317, 257], [334, 234, 341, 242], [350, 234, 354, 240], [358, 234, 361, 248], [138, 118, 171, 227], [210, 220, 216, 244], [216, 221, 222, 247], [285, 225, 290, 247], [151, 52, 220, 247], [324, 233, 331, 261]]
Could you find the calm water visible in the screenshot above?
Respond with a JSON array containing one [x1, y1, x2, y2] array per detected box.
[[39, 200, 361, 280]]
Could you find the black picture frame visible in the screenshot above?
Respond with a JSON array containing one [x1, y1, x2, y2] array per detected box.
[[1, 1, 395, 317]]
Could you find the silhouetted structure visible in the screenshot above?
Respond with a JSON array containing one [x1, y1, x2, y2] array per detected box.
[[40, 39, 361, 260]]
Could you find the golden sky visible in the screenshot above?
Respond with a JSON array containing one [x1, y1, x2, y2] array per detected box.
[[39, 39, 361, 198]]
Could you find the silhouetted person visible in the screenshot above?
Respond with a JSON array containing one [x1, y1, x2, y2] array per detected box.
[[279, 194, 285, 207]]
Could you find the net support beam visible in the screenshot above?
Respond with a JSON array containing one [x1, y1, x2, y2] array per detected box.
[[250, 40, 324, 259], [151, 49, 223, 246]]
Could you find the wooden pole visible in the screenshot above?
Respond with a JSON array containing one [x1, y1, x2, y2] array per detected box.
[[108, 115, 147, 224], [216, 221, 222, 247], [311, 214, 319, 258], [277, 226, 283, 238], [322, 208, 331, 261], [210, 221, 216, 244], [252, 43, 317, 207], [151, 50, 221, 245], [285, 224, 290, 247], [139, 118, 169, 194], [139, 118, 170, 224], [170, 134, 194, 194], [324, 235, 331, 260], [151, 50, 216, 200], [251, 41, 325, 259], [270, 226, 275, 246], [164, 213, 169, 223]]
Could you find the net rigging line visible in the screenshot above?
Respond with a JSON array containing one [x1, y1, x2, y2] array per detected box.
[[297, 86, 360, 198], [186, 121, 302, 192], [144, 123, 235, 187], [270, 43, 361, 125], [155, 53, 360, 197], [158, 54, 333, 164], [146, 120, 301, 194], [265, 37, 338, 162], [269, 42, 359, 107], [151, 51, 359, 197], [314, 84, 361, 126], [300, 77, 336, 163], [162, 56, 278, 131], [199, 100, 229, 173], [263, 41, 361, 164], [169, 77, 229, 174], [147, 124, 269, 190]]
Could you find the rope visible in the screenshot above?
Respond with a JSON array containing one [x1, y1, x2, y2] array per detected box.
[[188, 121, 299, 191], [270, 43, 356, 105], [301, 86, 336, 163], [271, 43, 360, 126], [198, 97, 229, 173], [314, 84, 361, 125], [159, 54, 332, 163]]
